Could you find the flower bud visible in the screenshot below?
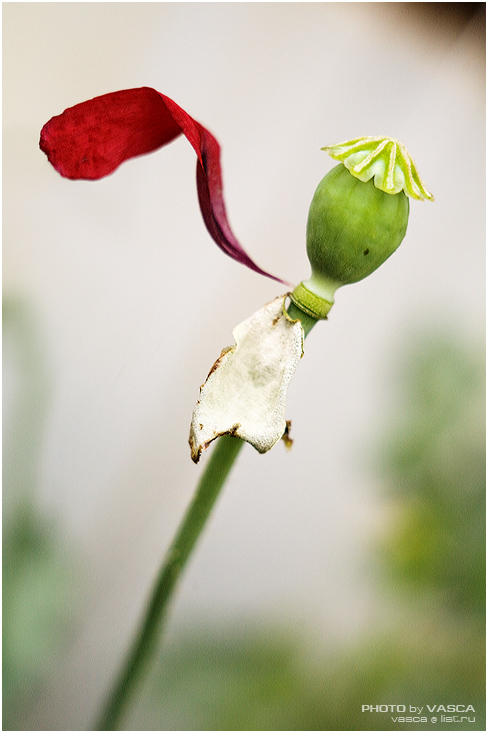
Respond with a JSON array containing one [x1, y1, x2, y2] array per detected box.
[[290, 137, 433, 317]]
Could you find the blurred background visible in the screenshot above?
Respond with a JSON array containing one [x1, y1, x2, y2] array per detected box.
[[3, 3, 485, 730]]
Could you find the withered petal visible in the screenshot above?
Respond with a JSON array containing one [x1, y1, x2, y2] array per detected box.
[[189, 295, 304, 463], [40, 87, 285, 283]]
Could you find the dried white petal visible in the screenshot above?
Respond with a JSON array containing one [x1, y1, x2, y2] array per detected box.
[[189, 295, 304, 463]]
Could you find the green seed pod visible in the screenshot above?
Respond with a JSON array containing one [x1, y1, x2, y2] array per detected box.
[[290, 137, 433, 319], [306, 163, 409, 290]]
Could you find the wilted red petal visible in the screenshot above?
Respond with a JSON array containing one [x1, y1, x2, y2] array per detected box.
[[40, 87, 286, 283]]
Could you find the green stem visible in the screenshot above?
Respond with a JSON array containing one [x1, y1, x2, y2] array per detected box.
[[95, 434, 244, 731], [95, 300, 319, 730], [286, 300, 319, 336]]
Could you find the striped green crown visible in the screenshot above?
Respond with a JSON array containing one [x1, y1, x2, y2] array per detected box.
[[323, 136, 434, 202]]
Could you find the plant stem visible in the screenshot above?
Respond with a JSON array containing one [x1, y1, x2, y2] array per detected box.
[[286, 300, 319, 336], [95, 434, 244, 731], [95, 300, 318, 730]]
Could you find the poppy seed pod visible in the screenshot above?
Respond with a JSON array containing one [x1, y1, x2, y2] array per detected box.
[[290, 136, 433, 318], [307, 163, 409, 289]]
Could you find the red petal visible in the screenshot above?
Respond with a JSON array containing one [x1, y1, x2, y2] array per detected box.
[[40, 87, 286, 283]]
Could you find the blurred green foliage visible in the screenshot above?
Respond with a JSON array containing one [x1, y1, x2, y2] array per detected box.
[[3, 503, 75, 730], [127, 619, 484, 731], [379, 336, 485, 615], [3, 299, 77, 731]]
